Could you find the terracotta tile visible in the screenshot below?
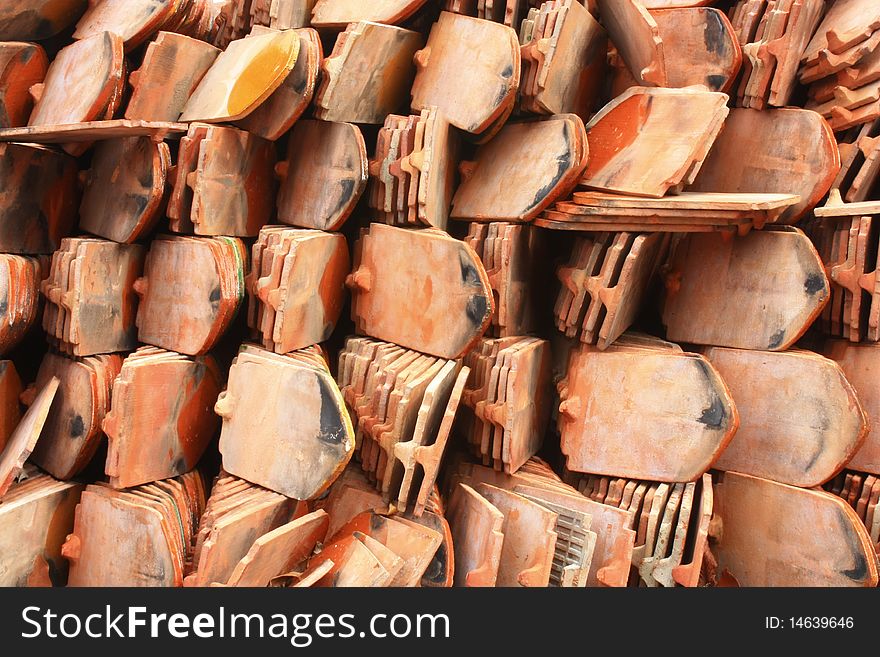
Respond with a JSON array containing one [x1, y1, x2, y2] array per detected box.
[[125, 31, 219, 122], [0, 144, 78, 254], [652, 8, 741, 92], [0, 471, 82, 586], [180, 30, 299, 123], [74, 0, 184, 50], [64, 474, 206, 586], [0, 360, 21, 452], [43, 238, 144, 356], [329, 510, 442, 586], [515, 484, 634, 587], [476, 484, 557, 587], [102, 349, 221, 489], [27, 352, 121, 480], [217, 345, 354, 499], [691, 108, 839, 224], [135, 235, 243, 355], [236, 27, 320, 140], [596, 0, 666, 86], [663, 229, 829, 350], [79, 137, 170, 244], [0, 42, 47, 129], [411, 12, 520, 136], [704, 347, 867, 487], [348, 224, 493, 359], [0, 377, 58, 498], [558, 344, 737, 482], [279, 118, 367, 230], [447, 483, 504, 587], [303, 532, 394, 587], [582, 88, 729, 198], [316, 22, 423, 125], [712, 471, 878, 586], [169, 123, 276, 237], [28, 32, 124, 130], [311, 0, 429, 29], [0, 1, 85, 40], [520, 0, 606, 117], [802, 0, 880, 67], [452, 115, 586, 223], [187, 486, 296, 586]]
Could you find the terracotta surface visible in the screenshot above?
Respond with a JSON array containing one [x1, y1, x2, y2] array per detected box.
[[447, 483, 504, 587], [0, 0, 875, 592], [0, 1, 86, 41], [540, 190, 799, 234], [370, 108, 460, 230], [237, 27, 321, 140], [0, 377, 58, 498], [338, 336, 466, 513], [804, 215, 873, 342], [169, 123, 275, 237], [180, 29, 300, 123], [217, 345, 355, 499], [825, 341, 880, 474], [79, 137, 170, 243], [802, 0, 880, 66], [0, 119, 187, 148], [28, 351, 122, 480], [514, 484, 635, 588], [411, 12, 520, 135], [519, 0, 606, 118], [0, 42, 47, 128], [310, 0, 428, 28], [187, 479, 295, 586], [461, 337, 552, 473], [465, 223, 545, 337], [74, 0, 186, 50], [0, 255, 44, 355], [102, 348, 222, 489], [28, 32, 124, 128], [329, 510, 443, 586], [247, 226, 349, 354], [0, 468, 83, 586], [0, 360, 21, 453], [42, 238, 144, 356], [569, 472, 715, 587], [734, 0, 824, 108], [663, 229, 830, 350], [824, 471, 880, 547], [556, 232, 668, 349], [596, 0, 666, 86], [557, 343, 738, 482], [306, 533, 398, 587], [581, 87, 729, 198], [276, 120, 367, 231], [135, 235, 244, 355], [348, 224, 493, 360], [691, 108, 839, 224], [316, 22, 423, 125], [476, 483, 556, 587], [452, 115, 587, 222], [227, 510, 329, 587], [704, 347, 867, 487], [650, 8, 741, 91], [0, 143, 79, 254], [254, 0, 316, 30], [712, 471, 879, 587], [64, 473, 206, 586], [126, 31, 220, 122], [321, 468, 388, 539]]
